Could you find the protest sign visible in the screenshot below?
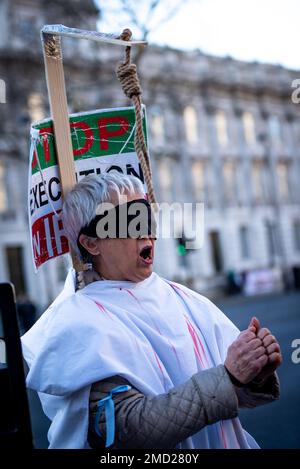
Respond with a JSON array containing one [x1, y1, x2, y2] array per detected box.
[[28, 106, 148, 270]]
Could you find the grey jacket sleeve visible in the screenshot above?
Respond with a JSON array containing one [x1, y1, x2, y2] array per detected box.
[[88, 367, 280, 449], [88, 364, 239, 449]]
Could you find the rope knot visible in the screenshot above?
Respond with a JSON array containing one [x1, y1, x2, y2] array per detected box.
[[116, 61, 142, 99], [119, 28, 132, 42]]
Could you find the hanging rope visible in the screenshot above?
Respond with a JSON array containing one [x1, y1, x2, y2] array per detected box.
[[116, 29, 157, 207]]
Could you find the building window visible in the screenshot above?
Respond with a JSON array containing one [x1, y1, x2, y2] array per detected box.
[[5, 246, 26, 296], [293, 221, 300, 252], [252, 161, 267, 204], [215, 111, 228, 147], [209, 231, 223, 273], [28, 93, 44, 122], [184, 106, 198, 144], [297, 120, 300, 145], [242, 111, 256, 145], [0, 78, 5, 104], [150, 106, 165, 144], [158, 159, 172, 201], [0, 163, 8, 213], [269, 115, 282, 146], [0, 0, 8, 48], [191, 161, 204, 201], [277, 162, 290, 201], [223, 161, 236, 205], [265, 221, 278, 262], [19, 18, 37, 41], [235, 164, 247, 206], [239, 226, 251, 259]]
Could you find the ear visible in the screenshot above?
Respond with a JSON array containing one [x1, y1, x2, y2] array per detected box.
[[78, 234, 101, 257]]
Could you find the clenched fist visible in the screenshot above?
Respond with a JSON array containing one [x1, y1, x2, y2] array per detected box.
[[254, 322, 282, 383], [225, 317, 282, 385]]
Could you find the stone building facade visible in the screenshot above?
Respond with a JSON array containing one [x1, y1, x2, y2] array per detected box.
[[1, 0, 300, 308]]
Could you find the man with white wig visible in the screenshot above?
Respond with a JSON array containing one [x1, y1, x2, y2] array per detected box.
[[22, 173, 282, 449]]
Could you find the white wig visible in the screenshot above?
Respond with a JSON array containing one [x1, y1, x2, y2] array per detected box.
[[62, 172, 145, 259]]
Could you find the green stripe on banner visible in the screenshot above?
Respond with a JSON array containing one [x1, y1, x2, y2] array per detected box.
[[31, 107, 147, 175]]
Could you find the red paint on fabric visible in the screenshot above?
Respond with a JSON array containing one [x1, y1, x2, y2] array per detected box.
[[123, 289, 163, 335], [185, 318, 205, 368], [94, 301, 116, 322], [169, 282, 191, 299], [94, 301, 106, 313], [153, 350, 168, 392], [123, 288, 182, 370], [170, 282, 209, 368], [220, 421, 228, 449]]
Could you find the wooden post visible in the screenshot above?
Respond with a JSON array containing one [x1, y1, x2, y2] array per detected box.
[[42, 33, 83, 271]]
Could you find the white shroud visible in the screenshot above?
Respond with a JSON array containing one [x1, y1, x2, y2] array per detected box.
[[22, 270, 259, 449]]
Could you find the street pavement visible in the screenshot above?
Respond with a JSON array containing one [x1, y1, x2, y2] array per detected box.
[[217, 291, 300, 449], [27, 291, 300, 448]]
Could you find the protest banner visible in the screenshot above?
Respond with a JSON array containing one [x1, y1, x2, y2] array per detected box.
[[28, 106, 148, 270]]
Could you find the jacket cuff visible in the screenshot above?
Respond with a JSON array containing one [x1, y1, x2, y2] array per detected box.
[[236, 372, 280, 408], [192, 364, 239, 424]]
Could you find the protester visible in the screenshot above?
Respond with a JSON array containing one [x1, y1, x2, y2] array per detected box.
[[22, 173, 282, 449]]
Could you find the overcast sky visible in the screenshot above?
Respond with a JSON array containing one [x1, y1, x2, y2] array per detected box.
[[98, 0, 300, 70]]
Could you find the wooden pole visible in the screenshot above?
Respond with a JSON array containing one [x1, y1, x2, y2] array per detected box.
[[42, 33, 83, 271]]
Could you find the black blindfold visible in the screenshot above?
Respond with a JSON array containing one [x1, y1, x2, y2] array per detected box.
[[77, 198, 157, 258]]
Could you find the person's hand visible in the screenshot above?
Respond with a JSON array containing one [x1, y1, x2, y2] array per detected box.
[[252, 326, 283, 383], [225, 317, 268, 384]]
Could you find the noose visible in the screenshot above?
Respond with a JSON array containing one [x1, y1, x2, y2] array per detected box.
[[116, 29, 157, 207], [76, 30, 157, 290]]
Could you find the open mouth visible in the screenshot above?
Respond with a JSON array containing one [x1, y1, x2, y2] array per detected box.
[[139, 245, 153, 264]]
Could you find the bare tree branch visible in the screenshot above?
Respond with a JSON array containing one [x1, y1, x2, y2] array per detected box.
[[148, 0, 188, 35], [99, 0, 191, 41], [98, 0, 192, 64], [119, 0, 142, 30]]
